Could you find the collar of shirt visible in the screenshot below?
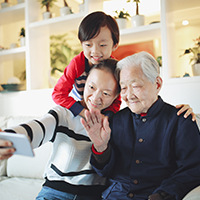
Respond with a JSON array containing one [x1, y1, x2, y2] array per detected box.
[[132, 96, 164, 119]]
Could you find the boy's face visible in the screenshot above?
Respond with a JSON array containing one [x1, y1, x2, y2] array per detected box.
[[84, 68, 118, 111], [82, 26, 118, 67]]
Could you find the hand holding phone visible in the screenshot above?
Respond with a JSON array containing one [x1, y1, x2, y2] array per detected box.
[[0, 132, 34, 157]]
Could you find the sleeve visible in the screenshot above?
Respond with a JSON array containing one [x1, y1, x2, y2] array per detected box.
[[52, 52, 86, 116], [153, 118, 200, 199], [90, 117, 117, 177], [4, 107, 63, 149], [90, 144, 116, 177]]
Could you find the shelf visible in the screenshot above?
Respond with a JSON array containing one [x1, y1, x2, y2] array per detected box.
[[165, 75, 200, 85], [0, 47, 26, 56], [120, 22, 161, 45], [0, 3, 25, 25], [29, 12, 86, 35]]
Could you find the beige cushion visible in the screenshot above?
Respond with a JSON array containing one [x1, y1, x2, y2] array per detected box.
[[7, 142, 52, 179]]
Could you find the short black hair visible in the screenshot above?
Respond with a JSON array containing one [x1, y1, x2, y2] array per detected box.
[[78, 11, 119, 46]]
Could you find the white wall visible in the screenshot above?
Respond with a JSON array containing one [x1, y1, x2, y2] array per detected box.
[[0, 89, 56, 117], [160, 81, 200, 114]]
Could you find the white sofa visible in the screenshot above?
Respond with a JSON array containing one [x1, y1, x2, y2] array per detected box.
[[0, 115, 200, 200]]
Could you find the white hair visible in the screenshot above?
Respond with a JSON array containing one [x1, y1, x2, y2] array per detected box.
[[116, 51, 160, 83]]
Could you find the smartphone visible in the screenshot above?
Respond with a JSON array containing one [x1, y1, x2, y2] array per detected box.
[[0, 132, 34, 157]]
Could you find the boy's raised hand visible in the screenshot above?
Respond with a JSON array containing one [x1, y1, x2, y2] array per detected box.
[[80, 108, 111, 153]]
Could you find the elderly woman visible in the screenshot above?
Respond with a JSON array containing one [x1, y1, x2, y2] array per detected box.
[[81, 52, 200, 200]]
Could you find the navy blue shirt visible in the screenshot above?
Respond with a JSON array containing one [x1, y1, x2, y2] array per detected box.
[[91, 96, 200, 200]]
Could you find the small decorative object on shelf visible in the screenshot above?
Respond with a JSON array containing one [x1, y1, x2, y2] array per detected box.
[[180, 36, 200, 76], [1, 0, 9, 9], [114, 8, 130, 29], [60, 0, 72, 17], [19, 27, 26, 47], [17, 0, 24, 4], [10, 43, 18, 48], [127, 0, 145, 28], [39, 0, 57, 20], [1, 76, 23, 92], [79, 0, 84, 13]]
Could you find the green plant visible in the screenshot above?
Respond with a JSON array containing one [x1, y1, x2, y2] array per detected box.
[[39, 0, 57, 12], [114, 8, 130, 19], [63, 0, 68, 7], [180, 36, 200, 64], [19, 27, 25, 38], [127, 0, 140, 15], [50, 34, 82, 75]]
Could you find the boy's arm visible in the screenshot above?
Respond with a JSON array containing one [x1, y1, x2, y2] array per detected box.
[[52, 52, 85, 116], [103, 95, 121, 115]]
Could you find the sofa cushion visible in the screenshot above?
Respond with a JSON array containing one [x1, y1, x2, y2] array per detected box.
[[7, 142, 52, 179], [0, 177, 44, 200], [0, 160, 7, 176]]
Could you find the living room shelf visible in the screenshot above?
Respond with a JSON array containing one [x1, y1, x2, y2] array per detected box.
[[29, 12, 86, 35], [120, 22, 161, 45], [0, 3, 25, 25], [0, 47, 26, 56]]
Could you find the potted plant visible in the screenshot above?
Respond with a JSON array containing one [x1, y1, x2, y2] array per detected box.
[[180, 36, 200, 76], [19, 27, 25, 47], [49, 33, 82, 87], [127, 0, 145, 27], [114, 9, 130, 29], [39, 0, 57, 20], [60, 0, 72, 16], [1, 0, 9, 9]]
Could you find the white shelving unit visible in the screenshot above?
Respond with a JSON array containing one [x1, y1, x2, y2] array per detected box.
[[0, 0, 200, 116]]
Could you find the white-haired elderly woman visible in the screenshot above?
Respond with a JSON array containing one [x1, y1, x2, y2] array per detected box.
[[81, 51, 200, 200]]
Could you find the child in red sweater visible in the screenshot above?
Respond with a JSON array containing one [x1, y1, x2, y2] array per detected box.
[[52, 11, 121, 118]]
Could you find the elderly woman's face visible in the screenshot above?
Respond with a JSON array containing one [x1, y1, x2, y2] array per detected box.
[[84, 68, 118, 111], [120, 66, 160, 114]]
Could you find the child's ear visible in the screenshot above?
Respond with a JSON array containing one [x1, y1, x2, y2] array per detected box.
[[112, 43, 118, 51]]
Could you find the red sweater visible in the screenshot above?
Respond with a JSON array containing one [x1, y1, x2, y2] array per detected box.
[[52, 51, 121, 116]]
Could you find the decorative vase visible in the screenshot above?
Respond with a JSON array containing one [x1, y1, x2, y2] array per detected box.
[[60, 6, 71, 16], [1, 2, 9, 9], [131, 15, 145, 27], [20, 37, 26, 47], [42, 12, 51, 20], [116, 18, 128, 30], [79, 3, 84, 12], [17, 0, 24, 3], [192, 63, 200, 76]]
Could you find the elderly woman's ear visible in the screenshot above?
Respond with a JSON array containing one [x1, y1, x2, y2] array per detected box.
[[156, 76, 163, 92]]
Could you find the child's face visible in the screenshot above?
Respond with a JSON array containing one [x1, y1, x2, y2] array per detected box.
[[84, 68, 118, 111], [82, 26, 118, 67]]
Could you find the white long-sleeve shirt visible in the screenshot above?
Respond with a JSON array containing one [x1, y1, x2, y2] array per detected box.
[[5, 105, 106, 196]]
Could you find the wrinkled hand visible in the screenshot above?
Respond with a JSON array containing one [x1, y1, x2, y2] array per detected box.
[[148, 192, 176, 200], [176, 104, 196, 121], [80, 108, 111, 152]]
